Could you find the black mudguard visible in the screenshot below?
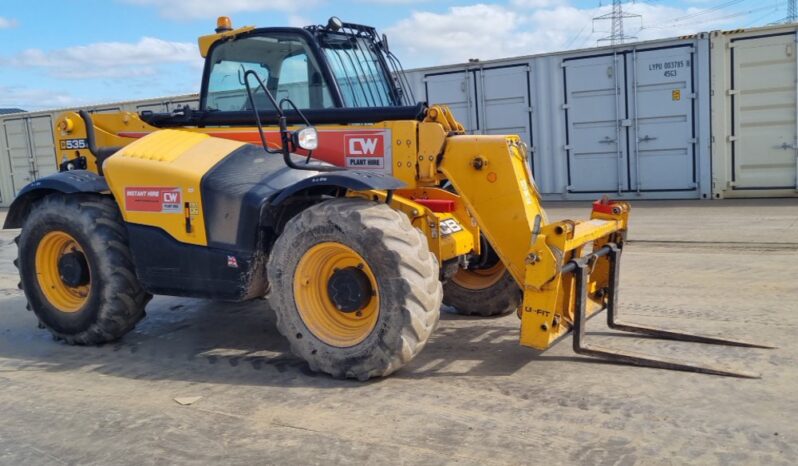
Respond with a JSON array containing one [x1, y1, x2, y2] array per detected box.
[[200, 144, 404, 251], [3, 170, 108, 229]]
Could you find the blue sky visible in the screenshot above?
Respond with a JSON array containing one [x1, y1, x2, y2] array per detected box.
[[0, 0, 788, 110]]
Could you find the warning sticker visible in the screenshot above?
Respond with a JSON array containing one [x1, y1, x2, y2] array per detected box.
[[125, 187, 182, 213], [672, 89, 681, 101]]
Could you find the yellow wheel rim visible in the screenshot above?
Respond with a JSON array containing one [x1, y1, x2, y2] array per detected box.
[[34, 231, 91, 313], [452, 263, 505, 290], [294, 242, 379, 347]]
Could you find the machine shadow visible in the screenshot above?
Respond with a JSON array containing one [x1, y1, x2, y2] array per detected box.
[[0, 294, 620, 388]]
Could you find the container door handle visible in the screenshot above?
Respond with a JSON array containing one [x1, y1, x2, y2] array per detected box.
[[599, 136, 616, 144], [777, 142, 797, 150], [639, 135, 657, 143]]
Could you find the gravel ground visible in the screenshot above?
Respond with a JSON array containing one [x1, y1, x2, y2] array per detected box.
[[0, 199, 796, 465]]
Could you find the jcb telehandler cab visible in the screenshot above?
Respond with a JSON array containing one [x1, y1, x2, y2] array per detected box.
[[4, 17, 770, 380]]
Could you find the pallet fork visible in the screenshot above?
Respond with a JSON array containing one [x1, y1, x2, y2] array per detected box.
[[568, 243, 774, 379]]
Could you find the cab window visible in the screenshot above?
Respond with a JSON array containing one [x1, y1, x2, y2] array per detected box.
[[204, 34, 334, 112]]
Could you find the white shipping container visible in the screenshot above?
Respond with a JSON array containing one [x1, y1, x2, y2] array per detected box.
[[406, 35, 713, 201], [6, 24, 798, 206], [0, 94, 198, 207], [710, 25, 798, 198]]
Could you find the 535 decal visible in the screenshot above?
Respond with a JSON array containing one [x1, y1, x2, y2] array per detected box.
[[60, 139, 88, 150]]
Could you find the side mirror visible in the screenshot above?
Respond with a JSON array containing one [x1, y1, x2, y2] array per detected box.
[[294, 127, 318, 151]]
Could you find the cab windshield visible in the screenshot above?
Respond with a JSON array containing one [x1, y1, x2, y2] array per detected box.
[[203, 31, 400, 112]]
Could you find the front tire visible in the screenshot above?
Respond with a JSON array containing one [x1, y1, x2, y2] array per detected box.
[[267, 198, 442, 380], [16, 194, 149, 344]]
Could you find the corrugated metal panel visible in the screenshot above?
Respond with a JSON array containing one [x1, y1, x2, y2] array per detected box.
[[563, 53, 628, 193], [407, 35, 711, 200], [711, 26, 798, 198], [28, 115, 58, 180], [423, 70, 478, 132], [0, 94, 198, 207], [631, 46, 698, 192], [479, 65, 533, 147], [2, 118, 35, 194]]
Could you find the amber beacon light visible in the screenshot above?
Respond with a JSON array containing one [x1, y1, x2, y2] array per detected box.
[[215, 16, 232, 33]]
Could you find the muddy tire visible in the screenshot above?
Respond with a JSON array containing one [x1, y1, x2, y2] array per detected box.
[[267, 198, 442, 380], [443, 241, 522, 317], [15, 193, 150, 344]]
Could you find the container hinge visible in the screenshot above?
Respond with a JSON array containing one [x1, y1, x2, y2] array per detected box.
[[727, 135, 737, 142], [562, 103, 570, 109], [690, 93, 697, 99], [528, 106, 534, 113], [689, 138, 698, 144], [564, 144, 572, 151], [727, 89, 739, 96], [526, 65, 532, 72]]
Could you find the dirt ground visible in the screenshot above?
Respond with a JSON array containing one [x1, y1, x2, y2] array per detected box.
[[0, 199, 796, 465]]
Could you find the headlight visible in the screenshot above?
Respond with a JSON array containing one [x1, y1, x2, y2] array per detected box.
[[295, 127, 318, 151]]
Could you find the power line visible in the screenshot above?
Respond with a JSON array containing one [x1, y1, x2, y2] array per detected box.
[[667, 0, 748, 24], [645, 2, 780, 29], [564, 23, 589, 49]]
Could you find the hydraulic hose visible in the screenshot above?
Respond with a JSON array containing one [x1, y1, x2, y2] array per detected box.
[[78, 110, 123, 175]]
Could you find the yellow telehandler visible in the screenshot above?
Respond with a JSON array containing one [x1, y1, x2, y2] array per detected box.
[[4, 17, 769, 380]]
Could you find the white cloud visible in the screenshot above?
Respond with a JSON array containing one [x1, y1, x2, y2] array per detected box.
[[0, 86, 79, 111], [0, 17, 18, 28], [386, 4, 522, 65], [354, 0, 429, 4], [510, 0, 567, 7], [121, 0, 313, 19], [288, 15, 312, 28], [7, 37, 200, 79], [385, 1, 765, 68]]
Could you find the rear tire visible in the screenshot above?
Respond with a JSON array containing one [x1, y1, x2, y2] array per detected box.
[[443, 241, 522, 317], [16, 194, 149, 344], [267, 198, 442, 380]]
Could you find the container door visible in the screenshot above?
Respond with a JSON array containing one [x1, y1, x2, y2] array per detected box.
[[3, 118, 35, 193], [424, 71, 478, 133], [731, 33, 798, 190], [478, 66, 533, 147], [629, 46, 697, 192], [29, 116, 57, 179], [564, 54, 628, 193]]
